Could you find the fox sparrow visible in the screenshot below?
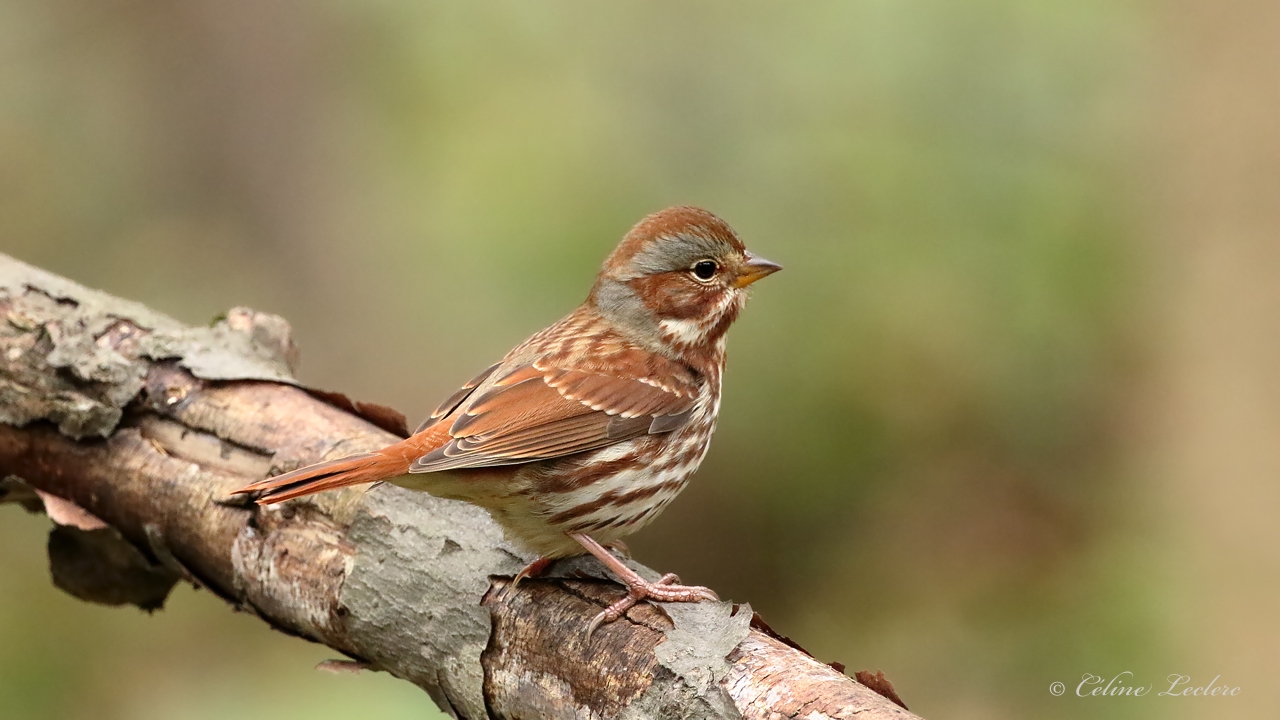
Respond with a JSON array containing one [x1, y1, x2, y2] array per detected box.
[[235, 206, 780, 636]]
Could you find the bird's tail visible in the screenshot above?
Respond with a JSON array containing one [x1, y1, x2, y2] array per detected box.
[[233, 452, 407, 505]]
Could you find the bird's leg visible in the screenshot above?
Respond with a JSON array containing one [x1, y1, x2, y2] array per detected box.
[[570, 533, 718, 640]]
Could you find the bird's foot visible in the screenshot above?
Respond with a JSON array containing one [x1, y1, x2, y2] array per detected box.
[[586, 572, 718, 640], [499, 556, 555, 600]]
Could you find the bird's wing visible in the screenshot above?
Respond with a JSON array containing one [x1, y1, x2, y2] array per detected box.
[[413, 362, 502, 434], [407, 350, 699, 473]]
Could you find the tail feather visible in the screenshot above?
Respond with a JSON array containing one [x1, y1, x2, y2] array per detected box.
[[233, 452, 399, 505]]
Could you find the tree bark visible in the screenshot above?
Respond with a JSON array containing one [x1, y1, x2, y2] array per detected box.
[[0, 253, 918, 720]]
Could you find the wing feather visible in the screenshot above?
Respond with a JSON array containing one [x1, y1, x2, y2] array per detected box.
[[407, 348, 700, 474], [414, 362, 502, 434]]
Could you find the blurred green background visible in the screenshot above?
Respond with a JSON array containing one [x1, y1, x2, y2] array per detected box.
[[3, 1, 1278, 719]]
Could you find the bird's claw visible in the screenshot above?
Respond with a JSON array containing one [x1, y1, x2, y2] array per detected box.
[[498, 556, 554, 601], [584, 572, 719, 641], [604, 539, 632, 558]]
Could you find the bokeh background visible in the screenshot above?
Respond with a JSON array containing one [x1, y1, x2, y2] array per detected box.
[[3, 2, 1278, 719]]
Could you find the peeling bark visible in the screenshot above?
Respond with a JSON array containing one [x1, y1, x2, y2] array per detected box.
[[0, 253, 921, 720]]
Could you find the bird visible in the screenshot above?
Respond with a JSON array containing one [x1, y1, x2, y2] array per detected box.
[[233, 206, 780, 637]]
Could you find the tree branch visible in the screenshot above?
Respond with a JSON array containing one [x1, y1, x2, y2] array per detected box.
[[0, 253, 918, 720]]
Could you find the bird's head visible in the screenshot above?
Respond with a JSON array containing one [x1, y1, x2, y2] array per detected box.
[[589, 206, 781, 358]]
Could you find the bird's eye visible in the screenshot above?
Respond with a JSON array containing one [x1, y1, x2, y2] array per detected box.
[[691, 260, 719, 281]]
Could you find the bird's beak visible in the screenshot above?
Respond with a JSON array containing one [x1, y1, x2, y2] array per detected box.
[[734, 253, 783, 288]]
